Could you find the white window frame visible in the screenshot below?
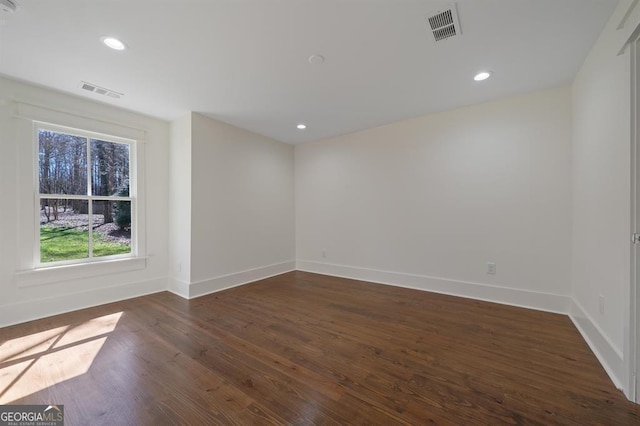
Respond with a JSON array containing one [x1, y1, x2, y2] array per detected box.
[[13, 101, 148, 287], [34, 122, 138, 267]]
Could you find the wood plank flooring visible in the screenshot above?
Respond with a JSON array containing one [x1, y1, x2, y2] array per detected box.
[[1, 271, 639, 425]]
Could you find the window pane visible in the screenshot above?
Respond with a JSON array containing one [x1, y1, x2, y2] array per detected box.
[[92, 200, 131, 257], [90, 139, 130, 196], [40, 198, 89, 263], [39, 130, 87, 195]]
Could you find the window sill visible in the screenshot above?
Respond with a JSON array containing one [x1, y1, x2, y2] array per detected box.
[[16, 256, 147, 287]]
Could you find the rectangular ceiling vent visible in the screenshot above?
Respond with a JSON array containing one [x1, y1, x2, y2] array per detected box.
[[79, 81, 123, 99], [426, 5, 461, 42]]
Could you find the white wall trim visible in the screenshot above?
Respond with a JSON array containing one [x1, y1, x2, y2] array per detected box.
[[616, 0, 640, 54], [0, 276, 167, 328], [11, 100, 147, 142], [168, 277, 190, 299], [186, 261, 296, 299], [16, 257, 148, 287], [296, 260, 571, 315], [570, 299, 625, 390], [628, 33, 639, 403]]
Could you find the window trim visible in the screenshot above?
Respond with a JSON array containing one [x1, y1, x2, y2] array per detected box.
[[16, 256, 148, 288], [12, 100, 148, 287], [34, 122, 138, 268]]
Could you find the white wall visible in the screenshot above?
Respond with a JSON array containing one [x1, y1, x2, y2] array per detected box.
[[0, 76, 170, 327], [169, 113, 193, 295], [296, 87, 573, 312], [168, 113, 296, 298], [571, 2, 633, 393]]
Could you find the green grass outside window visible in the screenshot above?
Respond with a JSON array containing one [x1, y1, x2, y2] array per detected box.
[[40, 226, 130, 263]]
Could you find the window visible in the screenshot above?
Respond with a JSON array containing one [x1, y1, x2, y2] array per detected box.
[[36, 124, 136, 266]]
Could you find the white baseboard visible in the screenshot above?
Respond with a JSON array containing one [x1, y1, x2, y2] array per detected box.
[[569, 299, 625, 391], [185, 260, 296, 299], [0, 276, 167, 328], [168, 277, 190, 299], [296, 260, 572, 314]]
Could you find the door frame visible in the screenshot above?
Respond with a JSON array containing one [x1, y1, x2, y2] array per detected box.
[[631, 33, 640, 404]]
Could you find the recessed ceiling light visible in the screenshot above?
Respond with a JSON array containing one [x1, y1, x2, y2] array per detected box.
[[297, 124, 307, 130], [308, 54, 325, 65], [101, 36, 127, 51], [474, 71, 492, 81]]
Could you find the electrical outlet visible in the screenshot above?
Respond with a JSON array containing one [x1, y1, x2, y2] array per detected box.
[[177, 262, 182, 273], [322, 249, 327, 258], [598, 295, 605, 315], [487, 262, 496, 275]]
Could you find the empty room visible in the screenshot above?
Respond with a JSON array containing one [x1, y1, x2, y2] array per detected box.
[[2, 0, 640, 424]]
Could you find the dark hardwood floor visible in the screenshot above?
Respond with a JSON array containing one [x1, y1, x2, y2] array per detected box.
[[1, 271, 639, 425]]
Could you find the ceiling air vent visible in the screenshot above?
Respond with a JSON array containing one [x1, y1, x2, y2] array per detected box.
[[426, 5, 461, 42], [79, 81, 123, 99]]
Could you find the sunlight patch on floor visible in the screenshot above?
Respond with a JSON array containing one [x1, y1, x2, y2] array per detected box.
[[0, 312, 122, 404], [0, 325, 69, 364]]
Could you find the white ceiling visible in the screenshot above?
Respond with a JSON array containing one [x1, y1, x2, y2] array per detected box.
[[0, 0, 618, 144]]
